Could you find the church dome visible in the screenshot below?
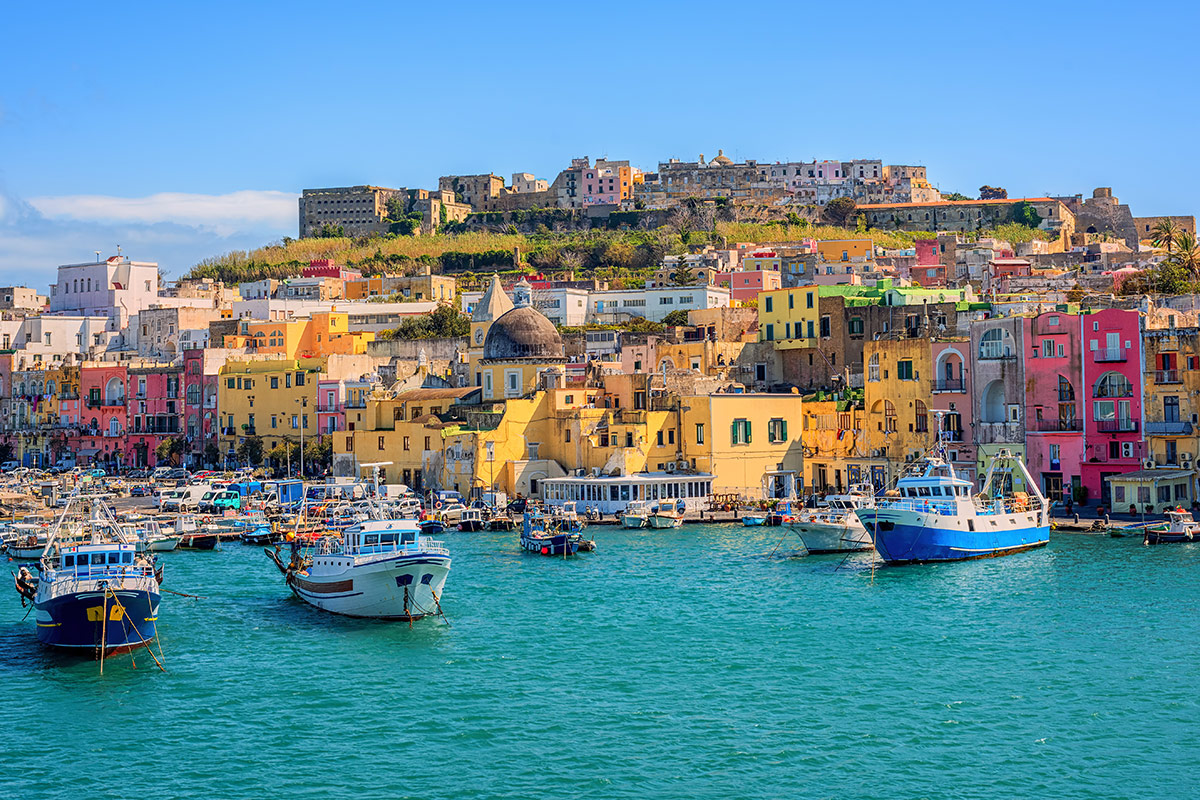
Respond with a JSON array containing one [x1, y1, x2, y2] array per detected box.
[[482, 306, 563, 361], [710, 148, 732, 165]]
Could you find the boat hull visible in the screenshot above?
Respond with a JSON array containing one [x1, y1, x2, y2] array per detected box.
[[7, 544, 46, 560], [35, 588, 159, 653], [620, 515, 646, 529], [857, 508, 1048, 564], [288, 553, 450, 620], [178, 534, 219, 550], [521, 532, 579, 556], [147, 537, 180, 552], [647, 515, 683, 529], [787, 520, 873, 553]]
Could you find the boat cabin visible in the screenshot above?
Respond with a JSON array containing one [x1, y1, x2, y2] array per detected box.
[[343, 521, 420, 555], [57, 542, 138, 574]]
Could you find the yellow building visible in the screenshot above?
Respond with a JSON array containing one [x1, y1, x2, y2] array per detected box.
[[863, 338, 936, 483], [800, 400, 877, 492], [758, 286, 820, 348], [223, 310, 374, 358], [816, 239, 873, 263], [217, 357, 324, 458], [345, 274, 457, 303]]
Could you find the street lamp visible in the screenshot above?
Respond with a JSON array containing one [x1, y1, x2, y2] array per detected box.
[[295, 396, 307, 479]]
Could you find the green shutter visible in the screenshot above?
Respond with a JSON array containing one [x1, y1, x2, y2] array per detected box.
[[745, 420, 752, 443], [731, 421, 738, 444], [780, 420, 788, 441]]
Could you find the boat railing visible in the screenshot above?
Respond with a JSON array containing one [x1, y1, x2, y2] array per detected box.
[[418, 536, 450, 556], [876, 499, 957, 516], [40, 563, 156, 589]]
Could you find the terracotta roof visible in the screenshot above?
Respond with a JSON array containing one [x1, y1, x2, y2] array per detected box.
[[858, 197, 1059, 210], [393, 387, 480, 401]]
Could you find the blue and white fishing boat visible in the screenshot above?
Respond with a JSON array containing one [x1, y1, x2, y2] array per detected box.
[[520, 509, 581, 556], [13, 498, 162, 655], [856, 429, 1049, 564]]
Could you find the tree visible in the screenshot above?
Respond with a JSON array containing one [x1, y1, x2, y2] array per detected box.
[[203, 442, 220, 468], [942, 192, 971, 202], [1168, 231, 1200, 277], [0, 442, 13, 465], [1009, 201, 1042, 229], [822, 197, 857, 227], [670, 264, 696, 286], [979, 185, 1008, 200], [155, 436, 188, 466], [236, 435, 264, 467], [378, 303, 470, 340], [314, 224, 344, 239], [624, 317, 665, 334], [305, 436, 333, 474], [1151, 218, 1183, 252], [661, 309, 690, 327]]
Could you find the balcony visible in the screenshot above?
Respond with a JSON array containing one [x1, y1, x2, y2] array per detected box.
[[1096, 419, 1138, 433], [1145, 421, 1193, 436], [942, 429, 964, 442], [974, 421, 1024, 444], [1094, 385, 1133, 398], [1094, 347, 1127, 362], [978, 346, 1016, 361], [1032, 419, 1083, 432], [1155, 370, 1181, 384], [931, 378, 966, 393]]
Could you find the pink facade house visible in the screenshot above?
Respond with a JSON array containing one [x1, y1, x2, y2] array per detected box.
[[81, 363, 128, 469], [1080, 308, 1143, 506], [930, 339, 976, 486], [718, 270, 782, 302], [317, 377, 346, 436], [1023, 311, 1085, 503], [126, 365, 183, 467]]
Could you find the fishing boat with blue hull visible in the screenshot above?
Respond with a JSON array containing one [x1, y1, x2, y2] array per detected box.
[[13, 499, 162, 655], [856, 443, 1049, 565], [521, 509, 582, 556]]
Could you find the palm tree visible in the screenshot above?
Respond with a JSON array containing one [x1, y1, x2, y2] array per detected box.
[[1168, 231, 1200, 276], [1151, 218, 1182, 253]]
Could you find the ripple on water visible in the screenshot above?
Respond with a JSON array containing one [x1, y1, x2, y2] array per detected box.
[[2, 527, 1199, 799]]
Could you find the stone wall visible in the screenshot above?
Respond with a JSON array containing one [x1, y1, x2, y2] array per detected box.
[[366, 336, 467, 361]]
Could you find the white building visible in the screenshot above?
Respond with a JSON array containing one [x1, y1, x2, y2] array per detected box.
[[589, 286, 730, 323], [49, 255, 160, 320], [461, 285, 589, 327]]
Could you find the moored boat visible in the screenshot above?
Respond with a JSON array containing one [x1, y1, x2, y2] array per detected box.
[[620, 500, 649, 529], [520, 510, 581, 556], [1144, 509, 1200, 544], [787, 484, 876, 554], [457, 507, 485, 532], [13, 497, 161, 655], [647, 501, 685, 530], [857, 443, 1049, 564]]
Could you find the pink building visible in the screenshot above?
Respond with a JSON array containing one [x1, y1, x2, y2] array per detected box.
[[80, 363, 128, 469], [1080, 308, 1144, 506], [718, 270, 782, 302], [126, 365, 183, 467], [1023, 311, 1085, 503], [930, 339, 977, 486], [302, 259, 362, 281], [914, 239, 941, 265], [317, 377, 346, 436]]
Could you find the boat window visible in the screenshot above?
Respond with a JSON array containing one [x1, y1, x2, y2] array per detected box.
[[918, 487, 931, 497], [108, 552, 121, 564], [64, 554, 74, 567], [91, 553, 106, 565], [364, 534, 379, 545], [401, 532, 416, 545], [380, 533, 397, 545], [123, 552, 133, 564], [929, 486, 942, 496]]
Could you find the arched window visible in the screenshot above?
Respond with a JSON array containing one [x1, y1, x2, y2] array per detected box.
[[868, 353, 880, 382], [979, 328, 1012, 359], [884, 400, 897, 432], [1094, 371, 1132, 398], [1058, 375, 1075, 402], [915, 400, 928, 433]]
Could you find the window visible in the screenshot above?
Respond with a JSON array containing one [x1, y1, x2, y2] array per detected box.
[[820, 316, 831, 338], [731, 419, 752, 445], [296, 372, 305, 386], [767, 418, 788, 443], [1042, 340, 1054, 358], [765, 296, 773, 313], [806, 292, 814, 309], [271, 377, 278, 389], [656, 430, 664, 446], [403, 437, 409, 451], [668, 429, 675, 445], [868, 354, 880, 382], [849, 317, 864, 336], [565, 429, 572, 443], [695, 423, 704, 444], [788, 294, 794, 309], [897, 360, 914, 381], [1165, 396, 1180, 422]]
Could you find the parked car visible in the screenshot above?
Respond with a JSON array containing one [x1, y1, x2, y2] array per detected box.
[[128, 469, 149, 480], [0, 460, 18, 471], [130, 485, 152, 497], [166, 468, 189, 481]]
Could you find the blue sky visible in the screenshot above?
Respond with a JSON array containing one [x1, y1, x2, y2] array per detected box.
[[1, 0, 1196, 284]]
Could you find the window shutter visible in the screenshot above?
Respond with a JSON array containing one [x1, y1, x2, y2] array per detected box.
[[780, 420, 788, 441], [745, 420, 752, 443], [731, 421, 738, 444]]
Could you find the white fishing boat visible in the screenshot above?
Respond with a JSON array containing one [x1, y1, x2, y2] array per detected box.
[[647, 501, 685, 529], [787, 484, 876, 553], [621, 500, 650, 529], [5, 522, 50, 559], [264, 464, 451, 621]]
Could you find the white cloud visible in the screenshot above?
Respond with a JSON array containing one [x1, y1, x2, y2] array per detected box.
[[28, 190, 297, 236]]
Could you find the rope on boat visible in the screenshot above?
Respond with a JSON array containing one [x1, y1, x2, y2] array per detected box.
[[106, 587, 166, 673], [429, 589, 451, 627], [160, 588, 207, 599]]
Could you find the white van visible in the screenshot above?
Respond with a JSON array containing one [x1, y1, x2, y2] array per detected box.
[[176, 483, 214, 512]]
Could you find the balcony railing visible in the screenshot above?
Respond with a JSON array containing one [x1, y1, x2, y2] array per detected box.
[[1094, 385, 1133, 398], [1032, 419, 1083, 432], [942, 429, 964, 442], [978, 346, 1016, 360], [1145, 421, 1193, 436], [1094, 347, 1127, 362], [1155, 370, 1181, 384], [931, 378, 965, 393], [1096, 419, 1138, 433]]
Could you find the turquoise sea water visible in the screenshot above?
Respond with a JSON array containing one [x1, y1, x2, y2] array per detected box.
[[2, 526, 1197, 799]]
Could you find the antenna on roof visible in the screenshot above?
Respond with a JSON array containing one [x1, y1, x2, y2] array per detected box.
[[94, 251, 101, 263]]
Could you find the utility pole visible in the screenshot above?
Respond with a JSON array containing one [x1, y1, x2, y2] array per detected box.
[[298, 396, 307, 479]]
